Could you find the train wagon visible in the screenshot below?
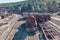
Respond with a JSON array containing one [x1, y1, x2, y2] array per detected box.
[[25, 16, 38, 32], [30, 14, 51, 23], [25, 14, 51, 32], [38, 14, 51, 22], [41, 14, 51, 22]]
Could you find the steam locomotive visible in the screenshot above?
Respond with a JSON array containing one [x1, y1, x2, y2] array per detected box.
[[24, 14, 51, 32]]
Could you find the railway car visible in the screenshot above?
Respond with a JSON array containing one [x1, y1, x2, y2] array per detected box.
[[37, 15, 45, 23], [25, 16, 38, 32], [46, 15, 51, 20], [28, 14, 45, 23], [38, 14, 51, 23], [30, 14, 51, 22], [25, 14, 51, 32]]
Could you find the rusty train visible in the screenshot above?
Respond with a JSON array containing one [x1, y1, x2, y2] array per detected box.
[[24, 14, 51, 32]]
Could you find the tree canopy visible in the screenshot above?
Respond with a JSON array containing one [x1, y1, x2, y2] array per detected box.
[[0, 0, 60, 13]]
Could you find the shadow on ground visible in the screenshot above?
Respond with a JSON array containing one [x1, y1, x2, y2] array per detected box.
[[13, 23, 36, 40], [18, 18, 25, 21], [13, 23, 28, 40]]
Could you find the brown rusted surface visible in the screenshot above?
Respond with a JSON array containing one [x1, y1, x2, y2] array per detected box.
[[26, 16, 35, 25], [26, 14, 51, 25]]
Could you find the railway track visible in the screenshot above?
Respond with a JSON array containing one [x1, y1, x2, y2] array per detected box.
[[24, 28, 46, 40], [13, 16, 60, 40], [39, 21, 60, 40], [19, 17, 60, 40], [50, 17, 60, 33], [13, 22, 47, 40], [48, 22, 60, 37], [2, 15, 60, 40], [50, 18, 60, 26], [0, 14, 21, 40], [48, 22, 60, 40], [25, 31, 39, 40]]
